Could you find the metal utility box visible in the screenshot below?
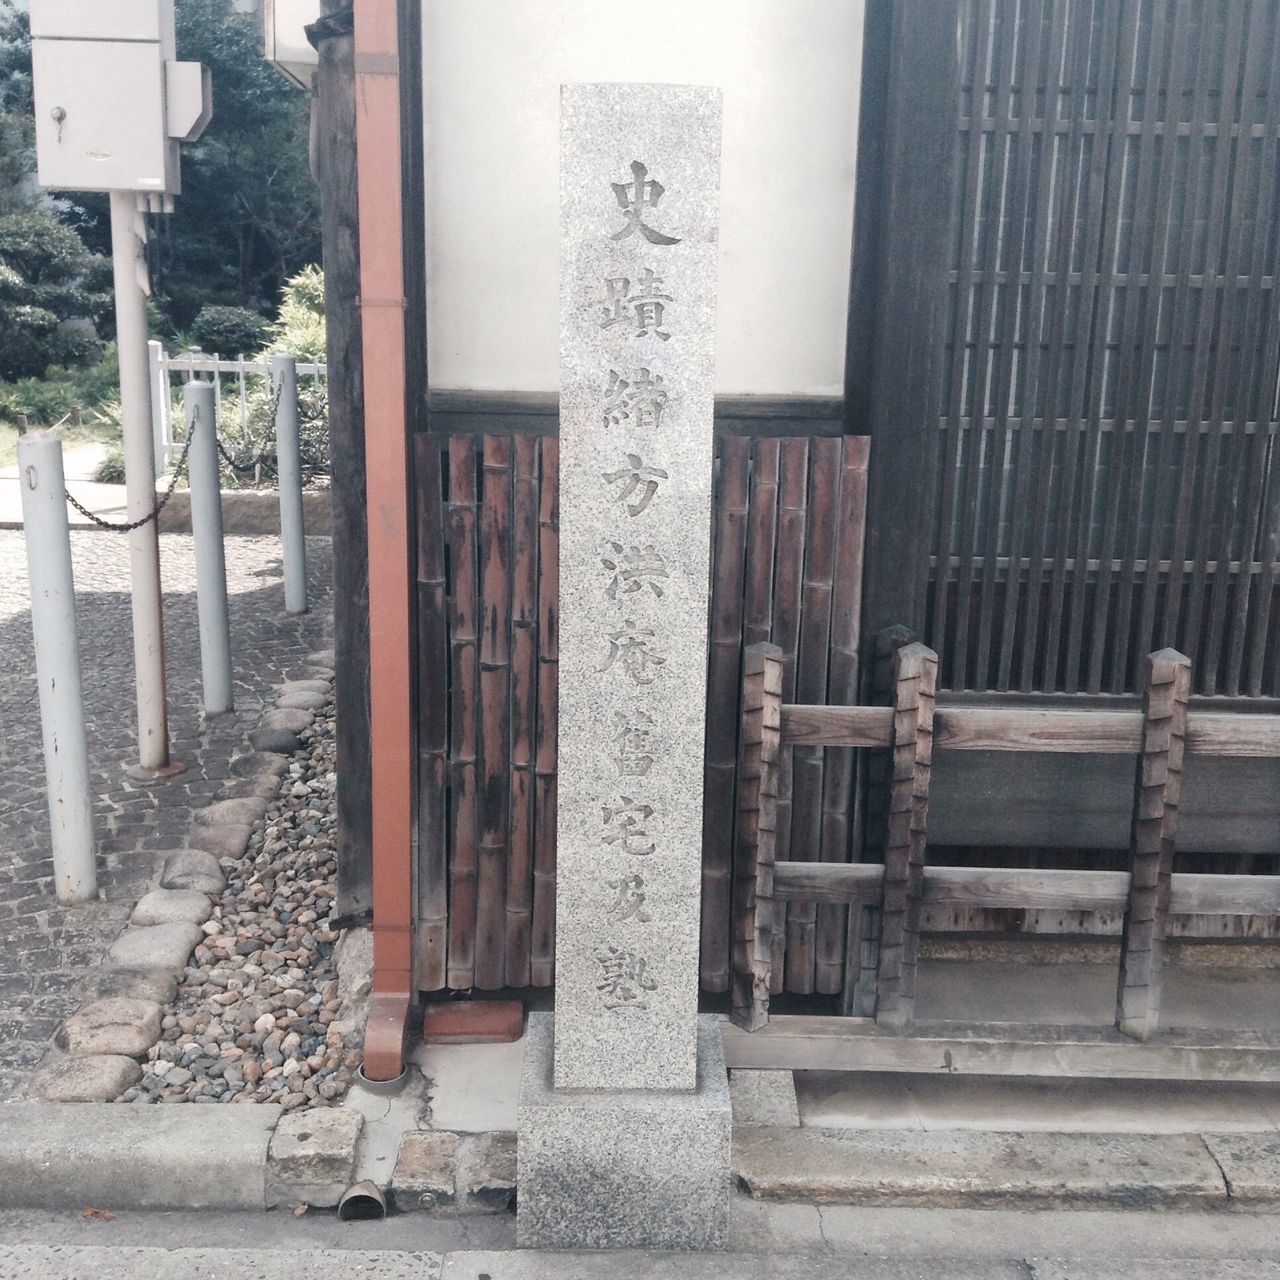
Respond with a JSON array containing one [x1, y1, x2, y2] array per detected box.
[[263, 0, 320, 90], [30, 0, 209, 195], [29, 0, 170, 43]]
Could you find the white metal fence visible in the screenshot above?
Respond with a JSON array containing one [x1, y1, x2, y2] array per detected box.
[[148, 341, 328, 473]]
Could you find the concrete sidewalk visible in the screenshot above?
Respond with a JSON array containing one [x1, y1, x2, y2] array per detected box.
[[0, 441, 127, 529]]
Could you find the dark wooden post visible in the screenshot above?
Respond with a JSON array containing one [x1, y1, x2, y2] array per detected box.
[[1116, 648, 1191, 1041], [857, 0, 959, 643], [732, 643, 784, 1031], [874, 641, 937, 1029], [842, 623, 914, 1015], [315, 0, 372, 921]]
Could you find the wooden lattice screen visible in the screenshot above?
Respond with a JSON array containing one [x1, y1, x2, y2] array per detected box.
[[924, 0, 1280, 696], [412, 432, 868, 995]]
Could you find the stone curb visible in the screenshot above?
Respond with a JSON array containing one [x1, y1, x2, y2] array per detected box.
[[732, 1127, 1280, 1210], [156, 488, 333, 538], [0, 1103, 283, 1210], [0, 1113, 1275, 1215], [30, 653, 337, 1105]]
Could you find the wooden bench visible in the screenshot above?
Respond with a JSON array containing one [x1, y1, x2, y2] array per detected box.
[[727, 638, 1280, 1081]]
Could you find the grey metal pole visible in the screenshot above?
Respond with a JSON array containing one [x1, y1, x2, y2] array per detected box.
[[18, 432, 97, 905], [184, 379, 233, 715], [271, 353, 308, 614], [110, 190, 173, 774]]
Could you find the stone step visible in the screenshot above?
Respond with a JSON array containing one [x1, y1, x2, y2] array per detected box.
[[733, 1127, 1234, 1210]]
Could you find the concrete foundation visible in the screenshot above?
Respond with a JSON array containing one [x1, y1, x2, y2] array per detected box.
[[516, 1014, 731, 1250]]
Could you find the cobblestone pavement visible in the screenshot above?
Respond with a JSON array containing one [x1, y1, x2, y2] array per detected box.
[[0, 531, 334, 1101]]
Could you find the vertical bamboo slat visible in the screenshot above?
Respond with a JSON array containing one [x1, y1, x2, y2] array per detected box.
[[825, 439, 869, 1004], [507, 435, 539, 987], [701, 436, 750, 992], [414, 435, 449, 991], [475, 437, 512, 990], [446, 436, 479, 989], [874, 641, 937, 1029], [799, 438, 840, 991], [732, 643, 783, 1031], [531, 436, 560, 986], [774, 438, 811, 991], [743, 440, 780, 648], [742, 439, 783, 991], [1116, 648, 1191, 1042]]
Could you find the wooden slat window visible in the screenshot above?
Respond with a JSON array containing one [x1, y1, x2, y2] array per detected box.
[[928, 0, 1280, 697]]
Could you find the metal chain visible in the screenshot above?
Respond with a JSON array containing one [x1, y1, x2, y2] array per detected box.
[[63, 429, 196, 533], [216, 436, 265, 474], [62, 375, 328, 532]]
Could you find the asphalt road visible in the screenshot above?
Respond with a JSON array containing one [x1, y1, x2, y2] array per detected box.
[[0, 1203, 1278, 1278]]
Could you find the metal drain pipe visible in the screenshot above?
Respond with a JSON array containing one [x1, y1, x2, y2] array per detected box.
[[352, 0, 415, 1081], [337, 1179, 387, 1221]]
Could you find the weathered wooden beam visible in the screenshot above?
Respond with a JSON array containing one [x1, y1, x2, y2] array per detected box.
[[1117, 649, 1192, 1042], [772, 862, 1280, 919], [732, 643, 785, 1031], [779, 703, 1280, 758], [1187, 713, 1280, 758], [874, 642, 937, 1029], [720, 1015, 1280, 1081]]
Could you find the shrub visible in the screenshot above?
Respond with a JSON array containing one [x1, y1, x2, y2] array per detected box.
[[190, 304, 269, 357], [266, 264, 326, 362], [94, 446, 126, 484], [0, 374, 76, 425]]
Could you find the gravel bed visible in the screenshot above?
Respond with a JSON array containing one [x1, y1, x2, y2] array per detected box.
[[122, 694, 360, 1108]]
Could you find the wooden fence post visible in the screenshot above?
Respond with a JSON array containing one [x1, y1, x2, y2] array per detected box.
[[842, 623, 914, 1015], [732, 643, 784, 1031], [874, 641, 937, 1029], [1116, 648, 1191, 1041]]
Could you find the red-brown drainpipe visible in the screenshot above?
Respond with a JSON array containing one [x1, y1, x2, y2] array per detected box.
[[353, 0, 414, 1081]]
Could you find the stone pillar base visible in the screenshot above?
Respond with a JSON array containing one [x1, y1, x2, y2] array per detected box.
[[516, 1013, 731, 1250]]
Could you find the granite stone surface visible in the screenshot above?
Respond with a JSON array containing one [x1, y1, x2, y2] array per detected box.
[[518, 1013, 731, 1250], [266, 1108, 363, 1208], [554, 82, 723, 1093]]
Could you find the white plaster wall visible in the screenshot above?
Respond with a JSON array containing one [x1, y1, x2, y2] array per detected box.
[[422, 0, 865, 396]]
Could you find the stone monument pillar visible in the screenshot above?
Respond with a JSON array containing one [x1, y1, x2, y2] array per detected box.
[[517, 82, 731, 1251]]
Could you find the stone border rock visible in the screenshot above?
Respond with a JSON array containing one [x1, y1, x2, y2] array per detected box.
[[28, 650, 337, 1105]]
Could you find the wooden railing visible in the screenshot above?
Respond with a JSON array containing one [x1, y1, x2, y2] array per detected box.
[[731, 636, 1280, 1074]]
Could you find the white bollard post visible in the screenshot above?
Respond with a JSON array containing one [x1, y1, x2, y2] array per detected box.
[[271, 353, 308, 614], [184, 379, 234, 715], [18, 432, 97, 905]]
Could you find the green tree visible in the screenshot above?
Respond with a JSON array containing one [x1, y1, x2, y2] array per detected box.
[[152, 0, 321, 331], [0, 210, 109, 380], [0, 0, 35, 213]]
